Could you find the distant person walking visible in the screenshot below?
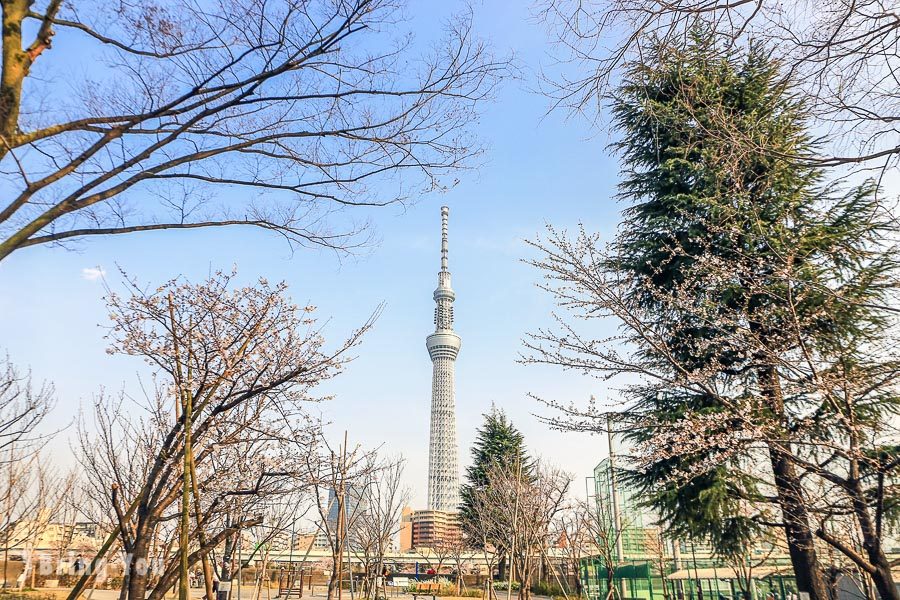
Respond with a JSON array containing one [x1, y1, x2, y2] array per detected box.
[[73, 555, 85, 576]]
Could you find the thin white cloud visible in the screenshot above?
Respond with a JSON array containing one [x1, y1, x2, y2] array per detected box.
[[81, 266, 106, 282]]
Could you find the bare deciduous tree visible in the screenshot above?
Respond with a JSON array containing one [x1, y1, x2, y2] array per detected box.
[[0, 0, 507, 261], [415, 537, 456, 579], [513, 465, 570, 600], [0, 354, 59, 589], [468, 461, 570, 600], [718, 528, 784, 600], [300, 432, 380, 600], [0, 452, 75, 589], [0, 355, 54, 455], [465, 484, 504, 600], [575, 495, 629, 600], [537, 0, 900, 168], [442, 534, 471, 597], [550, 503, 590, 598], [350, 457, 409, 600]]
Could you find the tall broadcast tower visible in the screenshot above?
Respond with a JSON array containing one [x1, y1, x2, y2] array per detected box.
[[425, 206, 461, 512]]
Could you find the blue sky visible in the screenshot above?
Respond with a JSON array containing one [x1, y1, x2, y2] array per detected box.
[[0, 0, 625, 506]]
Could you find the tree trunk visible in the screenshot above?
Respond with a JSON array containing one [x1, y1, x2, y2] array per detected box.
[[179, 389, 192, 600], [127, 524, 152, 600], [758, 364, 830, 600], [220, 523, 238, 600], [189, 455, 215, 600], [518, 554, 528, 600], [0, 0, 28, 150], [329, 495, 346, 600], [869, 563, 898, 600], [767, 445, 830, 600], [848, 478, 900, 600], [118, 560, 131, 600]]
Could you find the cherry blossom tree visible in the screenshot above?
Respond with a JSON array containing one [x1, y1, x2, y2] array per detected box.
[[71, 270, 376, 600]]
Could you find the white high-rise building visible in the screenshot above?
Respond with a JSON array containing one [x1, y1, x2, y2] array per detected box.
[[425, 206, 461, 512]]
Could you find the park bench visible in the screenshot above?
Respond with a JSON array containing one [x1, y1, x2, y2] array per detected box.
[[411, 581, 439, 600]]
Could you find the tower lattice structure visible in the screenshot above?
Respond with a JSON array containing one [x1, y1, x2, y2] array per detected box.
[[425, 206, 461, 512]]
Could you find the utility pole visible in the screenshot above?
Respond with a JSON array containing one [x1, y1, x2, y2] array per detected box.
[[691, 542, 703, 600], [606, 414, 624, 563], [606, 412, 625, 599], [672, 539, 684, 600]]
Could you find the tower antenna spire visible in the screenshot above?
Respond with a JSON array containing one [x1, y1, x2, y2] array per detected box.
[[441, 206, 449, 272]]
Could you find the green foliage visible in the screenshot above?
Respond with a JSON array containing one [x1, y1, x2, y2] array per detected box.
[[611, 30, 900, 556], [404, 581, 471, 597], [492, 581, 521, 591], [531, 581, 566, 597], [0, 593, 56, 600], [459, 407, 533, 544], [463, 407, 532, 489], [612, 41, 803, 534]]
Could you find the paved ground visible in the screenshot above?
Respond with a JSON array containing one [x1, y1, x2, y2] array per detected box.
[[59, 589, 413, 600], [77, 590, 205, 600], [36, 588, 551, 600], [77, 593, 416, 600]]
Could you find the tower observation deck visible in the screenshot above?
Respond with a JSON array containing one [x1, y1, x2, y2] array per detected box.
[[425, 206, 461, 512]]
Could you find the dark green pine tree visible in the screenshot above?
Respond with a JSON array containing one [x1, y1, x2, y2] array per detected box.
[[610, 34, 819, 569], [459, 407, 532, 546], [608, 31, 900, 600]]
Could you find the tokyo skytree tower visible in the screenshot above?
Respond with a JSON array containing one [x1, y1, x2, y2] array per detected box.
[[425, 206, 462, 512]]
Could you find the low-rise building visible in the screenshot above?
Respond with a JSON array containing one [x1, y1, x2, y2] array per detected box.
[[403, 509, 460, 551], [0, 520, 103, 559]]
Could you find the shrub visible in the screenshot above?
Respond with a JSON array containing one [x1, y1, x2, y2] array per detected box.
[[405, 579, 472, 597], [104, 576, 124, 590], [0, 592, 57, 600], [531, 581, 566, 597], [492, 581, 520, 591], [437, 582, 458, 596]]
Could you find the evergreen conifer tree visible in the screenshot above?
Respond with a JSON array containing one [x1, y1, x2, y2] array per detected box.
[[609, 36, 831, 599], [611, 35, 900, 600], [526, 32, 900, 600], [459, 407, 532, 554]]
